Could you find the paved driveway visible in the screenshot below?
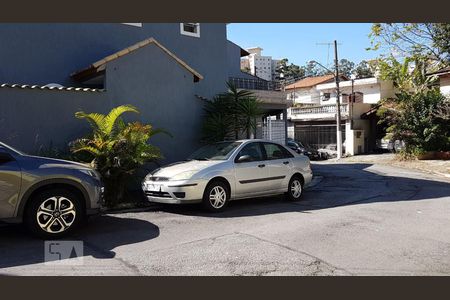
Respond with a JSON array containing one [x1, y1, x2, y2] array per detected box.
[[1, 162, 450, 275]]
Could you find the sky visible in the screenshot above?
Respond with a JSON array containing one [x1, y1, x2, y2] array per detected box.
[[227, 23, 381, 68]]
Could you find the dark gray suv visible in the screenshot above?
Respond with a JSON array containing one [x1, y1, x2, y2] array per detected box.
[[0, 142, 103, 238]]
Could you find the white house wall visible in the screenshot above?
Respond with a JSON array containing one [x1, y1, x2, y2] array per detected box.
[[440, 77, 450, 97], [288, 87, 321, 105]]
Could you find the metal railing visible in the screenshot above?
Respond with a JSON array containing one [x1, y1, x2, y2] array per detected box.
[[229, 77, 283, 91], [290, 104, 348, 115]]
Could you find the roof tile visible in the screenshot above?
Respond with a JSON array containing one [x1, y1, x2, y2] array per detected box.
[[285, 74, 336, 90]]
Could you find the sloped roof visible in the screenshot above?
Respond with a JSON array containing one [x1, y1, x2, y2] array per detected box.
[[285, 75, 335, 90], [227, 40, 250, 57], [71, 38, 203, 83], [0, 83, 104, 92], [428, 66, 450, 76]]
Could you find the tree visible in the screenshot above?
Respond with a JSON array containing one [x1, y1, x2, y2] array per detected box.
[[71, 105, 168, 206], [275, 58, 305, 80], [377, 89, 450, 154], [202, 95, 234, 142], [304, 60, 329, 77], [431, 23, 450, 63], [369, 23, 450, 67], [202, 82, 262, 142], [338, 59, 355, 77], [237, 96, 263, 139], [353, 60, 375, 79], [374, 54, 449, 157]]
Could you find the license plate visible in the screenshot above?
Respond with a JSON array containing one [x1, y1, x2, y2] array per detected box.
[[146, 183, 162, 191]]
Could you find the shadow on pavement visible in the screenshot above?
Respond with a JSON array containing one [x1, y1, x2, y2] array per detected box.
[[0, 215, 159, 269], [158, 163, 450, 218]]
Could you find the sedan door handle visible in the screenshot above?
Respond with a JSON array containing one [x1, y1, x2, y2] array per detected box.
[[258, 164, 265, 168], [283, 161, 289, 165]]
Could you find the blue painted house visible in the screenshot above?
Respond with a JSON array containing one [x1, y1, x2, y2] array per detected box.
[[0, 23, 288, 163]]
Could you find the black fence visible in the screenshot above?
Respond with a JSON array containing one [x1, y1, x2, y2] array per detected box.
[[229, 77, 282, 91], [294, 124, 346, 150]]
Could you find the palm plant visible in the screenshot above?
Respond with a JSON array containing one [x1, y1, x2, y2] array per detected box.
[[221, 81, 259, 139], [201, 81, 263, 142], [71, 104, 167, 206], [202, 95, 234, 142], [237, 96, 262, 139]]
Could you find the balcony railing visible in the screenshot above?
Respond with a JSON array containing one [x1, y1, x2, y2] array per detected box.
[[229, 77, 283, 91], [289, 104, 348, 119]]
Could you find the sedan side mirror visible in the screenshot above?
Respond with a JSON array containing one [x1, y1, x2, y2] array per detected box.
[[236, 155, 252, 163]]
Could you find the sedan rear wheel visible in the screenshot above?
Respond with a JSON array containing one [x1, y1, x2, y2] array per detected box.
[[202, 180, 229, 212], [286, 176, 304, 201]]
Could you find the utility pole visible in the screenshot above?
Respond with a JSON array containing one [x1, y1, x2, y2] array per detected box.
[[334, 40, 343, 159]]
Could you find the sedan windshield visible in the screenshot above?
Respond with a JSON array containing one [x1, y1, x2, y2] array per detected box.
[[188, 141, 242, 161]]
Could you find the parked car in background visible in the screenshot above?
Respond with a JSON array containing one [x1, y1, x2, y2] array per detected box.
[[376, 139, 405, 153], [392, 140, 405, 152], [376, 138, 391, 152], [0, 141, 103, 238], [287, 138, 322, 160], [287, 139, 303, 154], [317, 144, 338, 159], [142, 140, 313, 212]]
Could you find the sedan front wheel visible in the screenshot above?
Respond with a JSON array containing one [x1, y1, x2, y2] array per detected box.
[[25, 189, 84, 239], [202, 180, 229, 212]]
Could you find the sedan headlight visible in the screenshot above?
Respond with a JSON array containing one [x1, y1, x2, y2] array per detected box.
[[171, 170, 197, 181]]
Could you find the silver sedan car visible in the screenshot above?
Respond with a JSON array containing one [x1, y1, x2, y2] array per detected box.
[[142, 139, 312, 211]]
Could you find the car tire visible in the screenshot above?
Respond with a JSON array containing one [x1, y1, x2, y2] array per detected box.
[[285, 175, 304, 201], [25, 188, 84, 239], [202, 180, 230, 212]]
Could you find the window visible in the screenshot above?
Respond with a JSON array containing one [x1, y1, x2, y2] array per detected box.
[[180, 23, 200, 37], [235, 143, 264, 162], [263, 143, 293, 160], [322, 93, 331, 101]]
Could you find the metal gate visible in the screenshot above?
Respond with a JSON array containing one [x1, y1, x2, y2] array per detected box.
[[294, 124, 345, 149], [256, 119, 286, 145]]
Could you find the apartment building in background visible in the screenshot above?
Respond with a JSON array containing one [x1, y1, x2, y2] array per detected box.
[[241, 47, 281, 81]]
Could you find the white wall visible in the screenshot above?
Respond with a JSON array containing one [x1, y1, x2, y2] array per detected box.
[[440, 77, 450, 97], [287, 87, 321, 105], [316, 78, 395, 105]]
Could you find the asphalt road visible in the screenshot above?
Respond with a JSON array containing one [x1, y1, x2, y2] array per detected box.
[[1, 161, 450, 275]]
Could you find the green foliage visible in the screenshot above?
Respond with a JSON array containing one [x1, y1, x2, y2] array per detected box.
[[71, 105, 168, 207], [202, 95, 234, 142], [377, 89, 450, 155], [376, 56, 437, 91], [368, 23, 450, 66], [337, 59, 355, 77], [304, 60, 329, 77], [369, 23, 450, 157], [275, 58, 306, 80], [353, 60, 375, 79], [202, 82, 262, 142], [237, 96, 263, 139]]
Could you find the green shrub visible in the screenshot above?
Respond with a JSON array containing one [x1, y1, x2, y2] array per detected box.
[[71, 105, 168, 207]]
